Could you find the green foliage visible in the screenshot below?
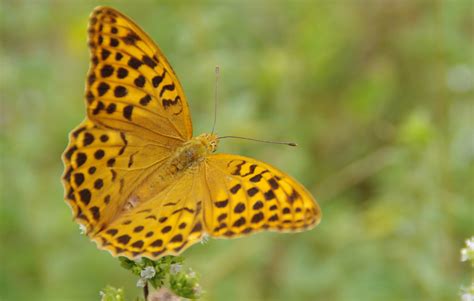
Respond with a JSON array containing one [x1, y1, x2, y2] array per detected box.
[[119, 256, 201, 299], [1, 1, 472, 301], [100, 286, 126, 301]]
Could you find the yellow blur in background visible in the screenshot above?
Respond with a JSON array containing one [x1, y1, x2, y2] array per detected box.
[[1, 1, 473, 300]]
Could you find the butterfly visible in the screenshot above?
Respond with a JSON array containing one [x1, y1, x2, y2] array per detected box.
[[62, 6, 321, 259]]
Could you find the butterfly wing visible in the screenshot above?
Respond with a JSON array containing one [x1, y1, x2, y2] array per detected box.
[[92, 165, 206, 259], [62, 7, 193, 237], [62, 120, 174, 234], [86, 6, 192, 142], [202, 154, 321, 237]]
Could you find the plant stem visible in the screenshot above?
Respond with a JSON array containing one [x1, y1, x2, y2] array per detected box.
[[144, 282, 149, 300]]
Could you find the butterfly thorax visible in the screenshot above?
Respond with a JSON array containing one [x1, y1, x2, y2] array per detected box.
[[167, 133, 218, 174]]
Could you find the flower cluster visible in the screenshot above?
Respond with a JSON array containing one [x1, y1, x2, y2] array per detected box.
[[120, 256, 202, 299], [461, 237, 474, 266], [460, 237, 474, 301]]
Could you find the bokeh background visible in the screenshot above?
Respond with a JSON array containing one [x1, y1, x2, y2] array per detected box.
[[1, 0, 473, 300]]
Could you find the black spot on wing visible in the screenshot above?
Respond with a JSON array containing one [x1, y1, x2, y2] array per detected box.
[[97, 82, 110, 96], [152, 71, 165, 88], [114, 86, 127, 98], [131, 240, 144, 248], [78, 189, 91, 205], [264, 190, 276, 200], [230, 184, 241, 194], [251, 212, 264, 223], [142, 55, 157, 68], [106, 229, 118, 236], [94, 149, 105, 160], [110, 38, 119, 47], [123, 105, 133, 120], [128, 57, 142, 69], [72, 127, 86, 138], [76, 152, 87, 167], [90, 206, 100, 220], [162, 96, 181, 112], [253, 201, 264, 210], [139, 95, 152, 106], [233, 217, 246, 227], [159, 83, 175, 97], [247, 187, 258, 197], [170, 234, 183, 242], [151, 239, 163, 247], [100, 65, 114, 77], [82, 133, 94, 146], [101, 49, 111, 60], [122, 32, 140, 45], [215, 199, 228, 208], [241, 164, 257, 177], [106, 103, 116, 114], [234, 203, 246, 213], [134, 75, 145, 88], [117, 234, 131, 245], [191, 222, 202, 233], [74, 173, 85, 187], [117, 67, 128, 79], [268, 178, 279, 189]]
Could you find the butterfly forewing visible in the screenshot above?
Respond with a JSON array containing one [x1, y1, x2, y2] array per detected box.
[[92, 166, 205, 258], [86, 7, 192, 143]]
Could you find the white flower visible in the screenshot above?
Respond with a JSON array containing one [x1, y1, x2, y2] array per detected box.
[[136, 278, 147, 288], [466, 237, 474, 250], [170, 263, 182, 275], [461, 237, 474, 262], [461, 292, 473, 301], [193, 284, 202, 296], [188, 268, 196, 278], [200, 233, 210, 245], [136, 266, 156, 287], [140, 266, 156, 279], [461, 249, 469, 262], [79, 224, 87, 235]]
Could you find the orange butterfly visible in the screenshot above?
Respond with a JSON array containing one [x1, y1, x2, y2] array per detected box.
[[62, 6, 321, 259]]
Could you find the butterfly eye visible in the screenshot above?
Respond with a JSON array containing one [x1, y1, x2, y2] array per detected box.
[[211, 141, 217, 152]]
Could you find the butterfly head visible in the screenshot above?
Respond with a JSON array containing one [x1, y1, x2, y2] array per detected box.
[[197, 133, 219, 153]]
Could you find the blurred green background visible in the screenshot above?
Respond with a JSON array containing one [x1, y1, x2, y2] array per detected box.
[[1, 0, 473, 300]]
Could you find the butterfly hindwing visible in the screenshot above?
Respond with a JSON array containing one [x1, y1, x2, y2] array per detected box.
[[92, 166, 206, 259], [203, 154, 321, 237]]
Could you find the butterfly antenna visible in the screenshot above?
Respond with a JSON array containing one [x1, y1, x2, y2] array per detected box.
[[218, 135, 297, 147], [211, 65, 220, 135]]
